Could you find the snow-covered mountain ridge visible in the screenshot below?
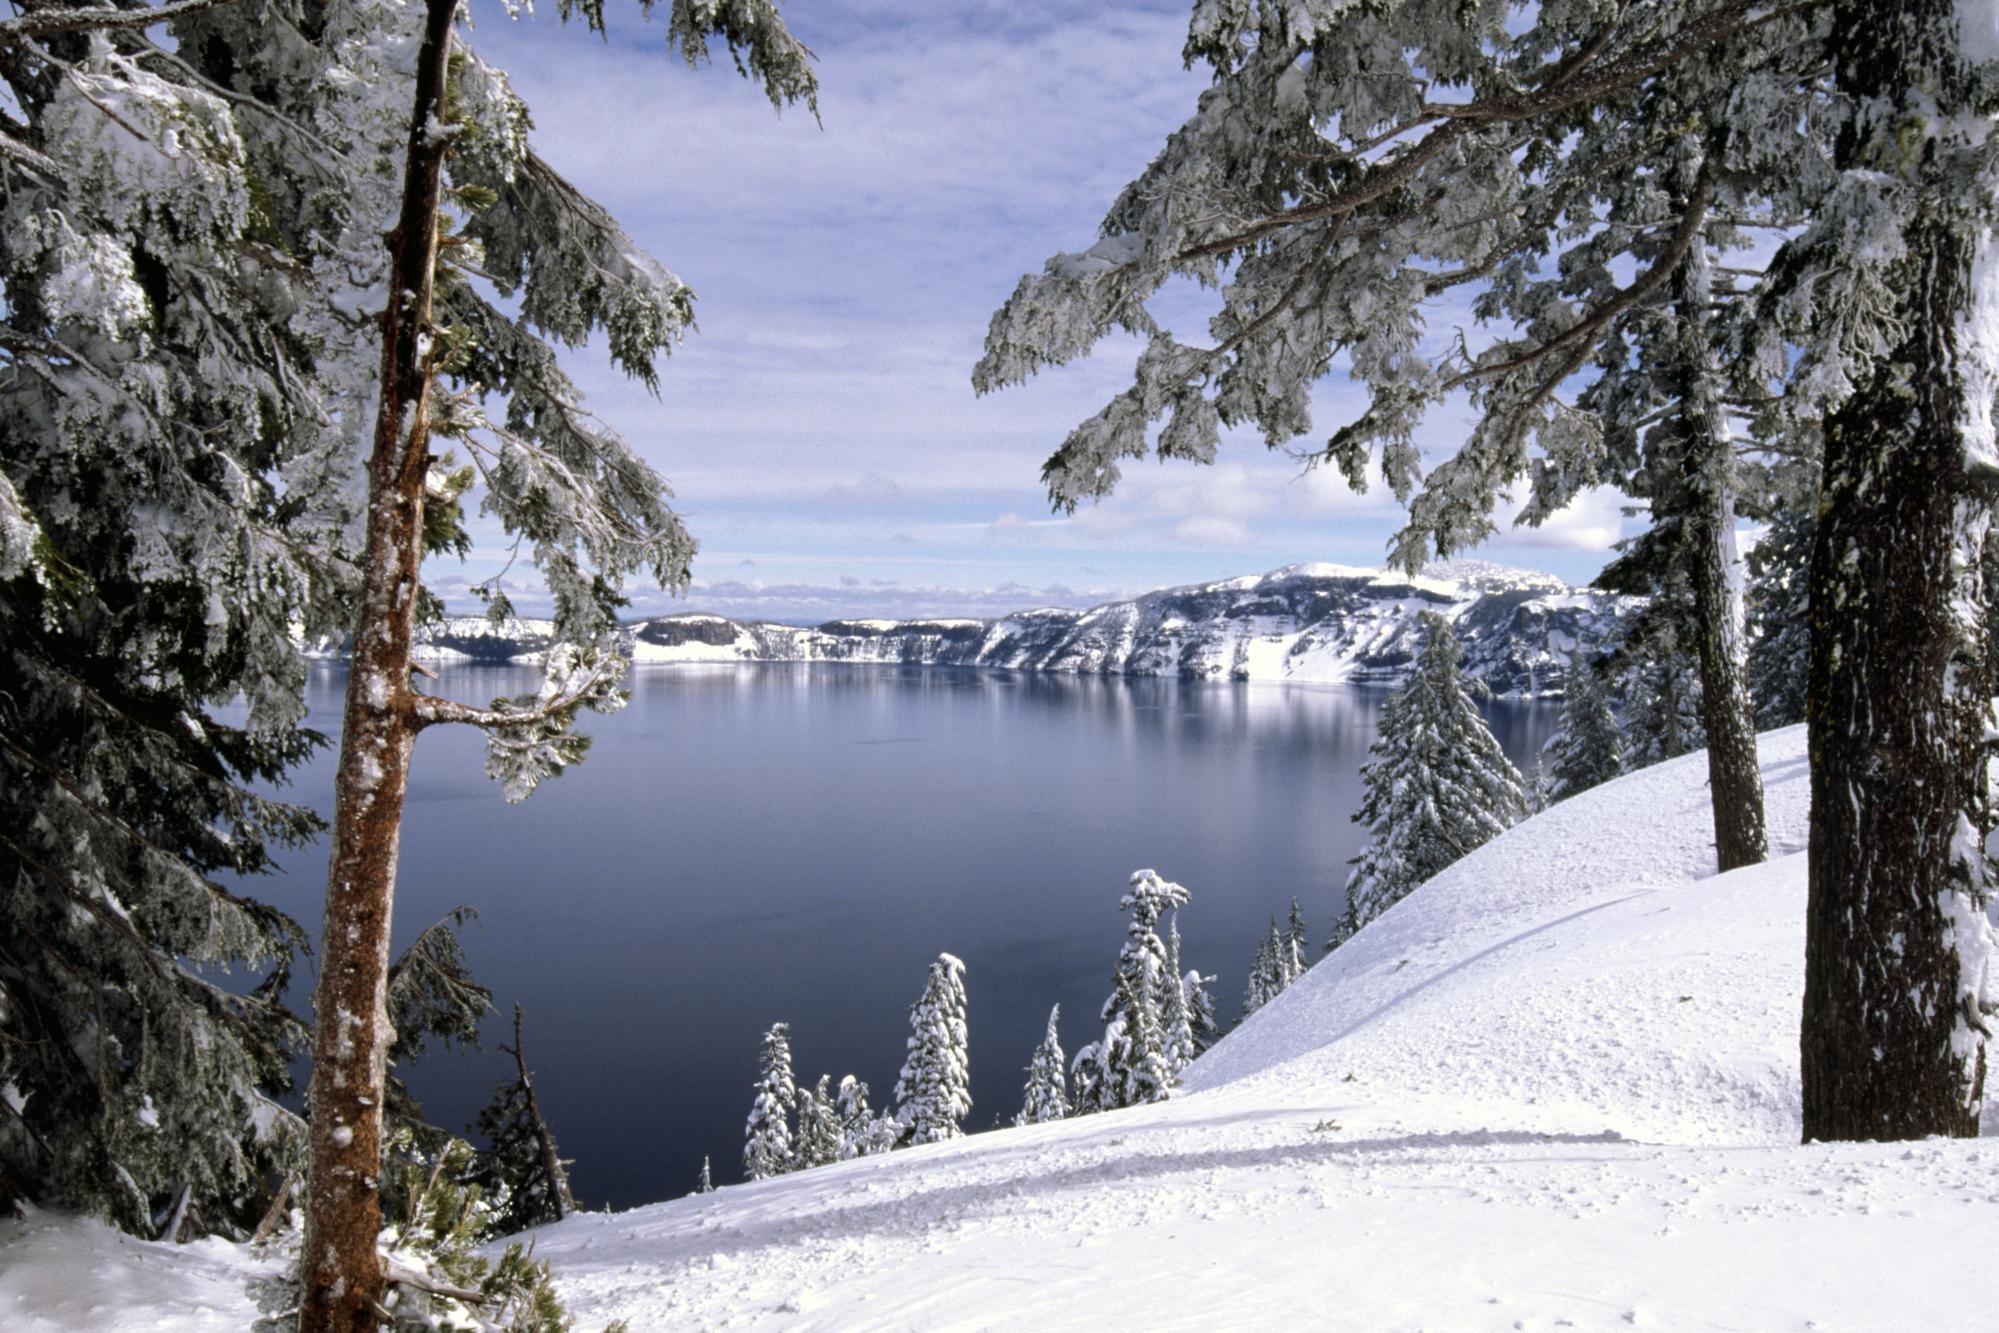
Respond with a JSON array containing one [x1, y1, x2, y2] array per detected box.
[[19, 728, 1999, 1330], [377, 561, 1637, 697]]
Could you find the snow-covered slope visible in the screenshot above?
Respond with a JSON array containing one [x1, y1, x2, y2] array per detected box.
[[16, 729, 1999, 1330], [327, 561, 1636, 696]]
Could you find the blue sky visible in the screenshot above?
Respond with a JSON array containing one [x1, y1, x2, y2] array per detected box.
[[447, 0, 1632, 623]]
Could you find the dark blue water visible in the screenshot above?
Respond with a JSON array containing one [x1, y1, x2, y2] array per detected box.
[[258, 664, 1557, 1208]]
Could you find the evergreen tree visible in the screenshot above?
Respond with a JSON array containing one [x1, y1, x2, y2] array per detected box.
[[1241, 927, 1277, 1019], [471, 1006, 576, 1236], [695, 1157, 713, 1195], [893, 954, 970, 1145], [1543, 658, 1624, 801], [1344, 614, 1527, 942], [1016, 1005, 1071, 1126], [972, 3, 1811, 878], [1787, 0, 1999, 1140], [1745, 504, 1813, 729], [743, 1022, 796, 1182], [792, 1075, 841, 1172], [1160, 917, 1198, 1074], [1283, 898, 1309, 985], [1101, 969, 1173, 1109], [1069, 1043, 1105, 1117], [834, 1076, 897, 1160], [286, 1, 819, 1319], [1523, 758, 1555, 815], [1182, 970, 1221, 1054], [1089, 870, 1190, 1109]]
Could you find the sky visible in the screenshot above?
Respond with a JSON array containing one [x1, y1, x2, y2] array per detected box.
[[446, 0, 1634, 624]]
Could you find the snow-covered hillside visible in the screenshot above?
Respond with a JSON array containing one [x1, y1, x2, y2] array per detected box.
[[14, 727, 1999, 1330], [320, 561, 1636, 696]]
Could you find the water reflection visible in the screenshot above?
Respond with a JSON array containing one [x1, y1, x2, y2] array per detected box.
[[265, 662, 1555, 1209]]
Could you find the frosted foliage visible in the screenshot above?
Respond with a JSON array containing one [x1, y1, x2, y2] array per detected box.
[[792, 1076, 840, 1171], [482, 644, 628, 802], [1343, 614, 1526, 942], [894, 954, 971, 1145], [1016, 1005, 1071, 1126], [1082, 871, 1190, 1110], [1, 0, 820, 1240], [975, 0, 1824, 571], [1543, 662, 1623, 801], [743, 1023, 795, 1181], [834, 1076, 896, 1160], [41, 39, 249, 247]]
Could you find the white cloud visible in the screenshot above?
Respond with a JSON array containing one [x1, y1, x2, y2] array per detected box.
[[1497, 485, 1631, 552]]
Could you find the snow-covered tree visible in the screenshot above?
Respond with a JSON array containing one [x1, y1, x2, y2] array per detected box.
[[1161, 917, 1198, 1074], [1083, 869, 1191, 1110], [1183, 969, 1222, 1054], [1069, 1046, 1104, 1119], [1241, 925, 1279, 1019], [695, 1157, 714, 1195], [792, 1075, 841, 1172], [1542, 658, 1623, 801], [834, 1076, 897, 1160], [743, 1022, 797, 1182], [894, 954, 971, 1145], [1781, 0, 1999, 1140], [973, 2, 1817, 879], [284, 1, 819, 1320], [1016, 1005, 1071, 1126], [1282, 898, 1309, 985], [1343, 614, 1526, 942]]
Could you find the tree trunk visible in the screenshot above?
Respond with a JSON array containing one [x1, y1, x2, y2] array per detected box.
[[298, 0, 456, 1326], [1801, 0, 1994, 1142], [1666, 203, 1768, 873], [505, 1004, 577, 1219]]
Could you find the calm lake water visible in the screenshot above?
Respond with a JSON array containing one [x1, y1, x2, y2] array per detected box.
[[259, 663, 1558, 1208]]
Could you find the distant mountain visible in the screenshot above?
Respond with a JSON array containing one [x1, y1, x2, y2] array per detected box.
[[351, 561, 1636, 698]]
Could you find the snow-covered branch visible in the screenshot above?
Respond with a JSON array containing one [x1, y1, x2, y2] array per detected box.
[[0, 0, 243, 49]]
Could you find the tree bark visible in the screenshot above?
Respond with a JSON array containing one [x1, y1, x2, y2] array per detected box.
[[298, 0, 456, 1326], [1801, 0, 1994, 1142], [1666, 199, 1768, 873], [504, 1004, 577, 1219]]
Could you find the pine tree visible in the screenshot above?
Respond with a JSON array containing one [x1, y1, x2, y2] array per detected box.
[[1283, 898, 1309, 985], [1016, 1005, 1071, 1126], [1241, 928, 1276, 1019], [1344, 614, 1527, 942], [1069, 1043, 1105, 1117], [1788, 0, 1999, 1140], [289, 2, 819, 1321], [1089, 869, 1190, 1109], [893, 954, 971, 1145], [471, 1006, 576, 1235], [792, 1076, 841, 1172], [1543, 659, 1624, 801], [1160, 918, 1198, 1074], [973, 3, 1808, 879], [1183, 970, 1222, 1053], [695, 1157, 713, 1195], [1745, 504, 1813, 729], [743, 1022, 796, 1182], [1101, 970, 1173, 1108], [834, 1076, 897, 1160]]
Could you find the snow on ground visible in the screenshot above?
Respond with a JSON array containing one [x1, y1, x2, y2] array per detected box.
[[11, 726, 1999, 1330]]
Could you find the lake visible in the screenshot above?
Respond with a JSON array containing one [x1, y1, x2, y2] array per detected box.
[[259, 663, 1559, 1209]]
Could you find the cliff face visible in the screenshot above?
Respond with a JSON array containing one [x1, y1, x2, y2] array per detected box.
[[360, 561, 1635, 697]]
